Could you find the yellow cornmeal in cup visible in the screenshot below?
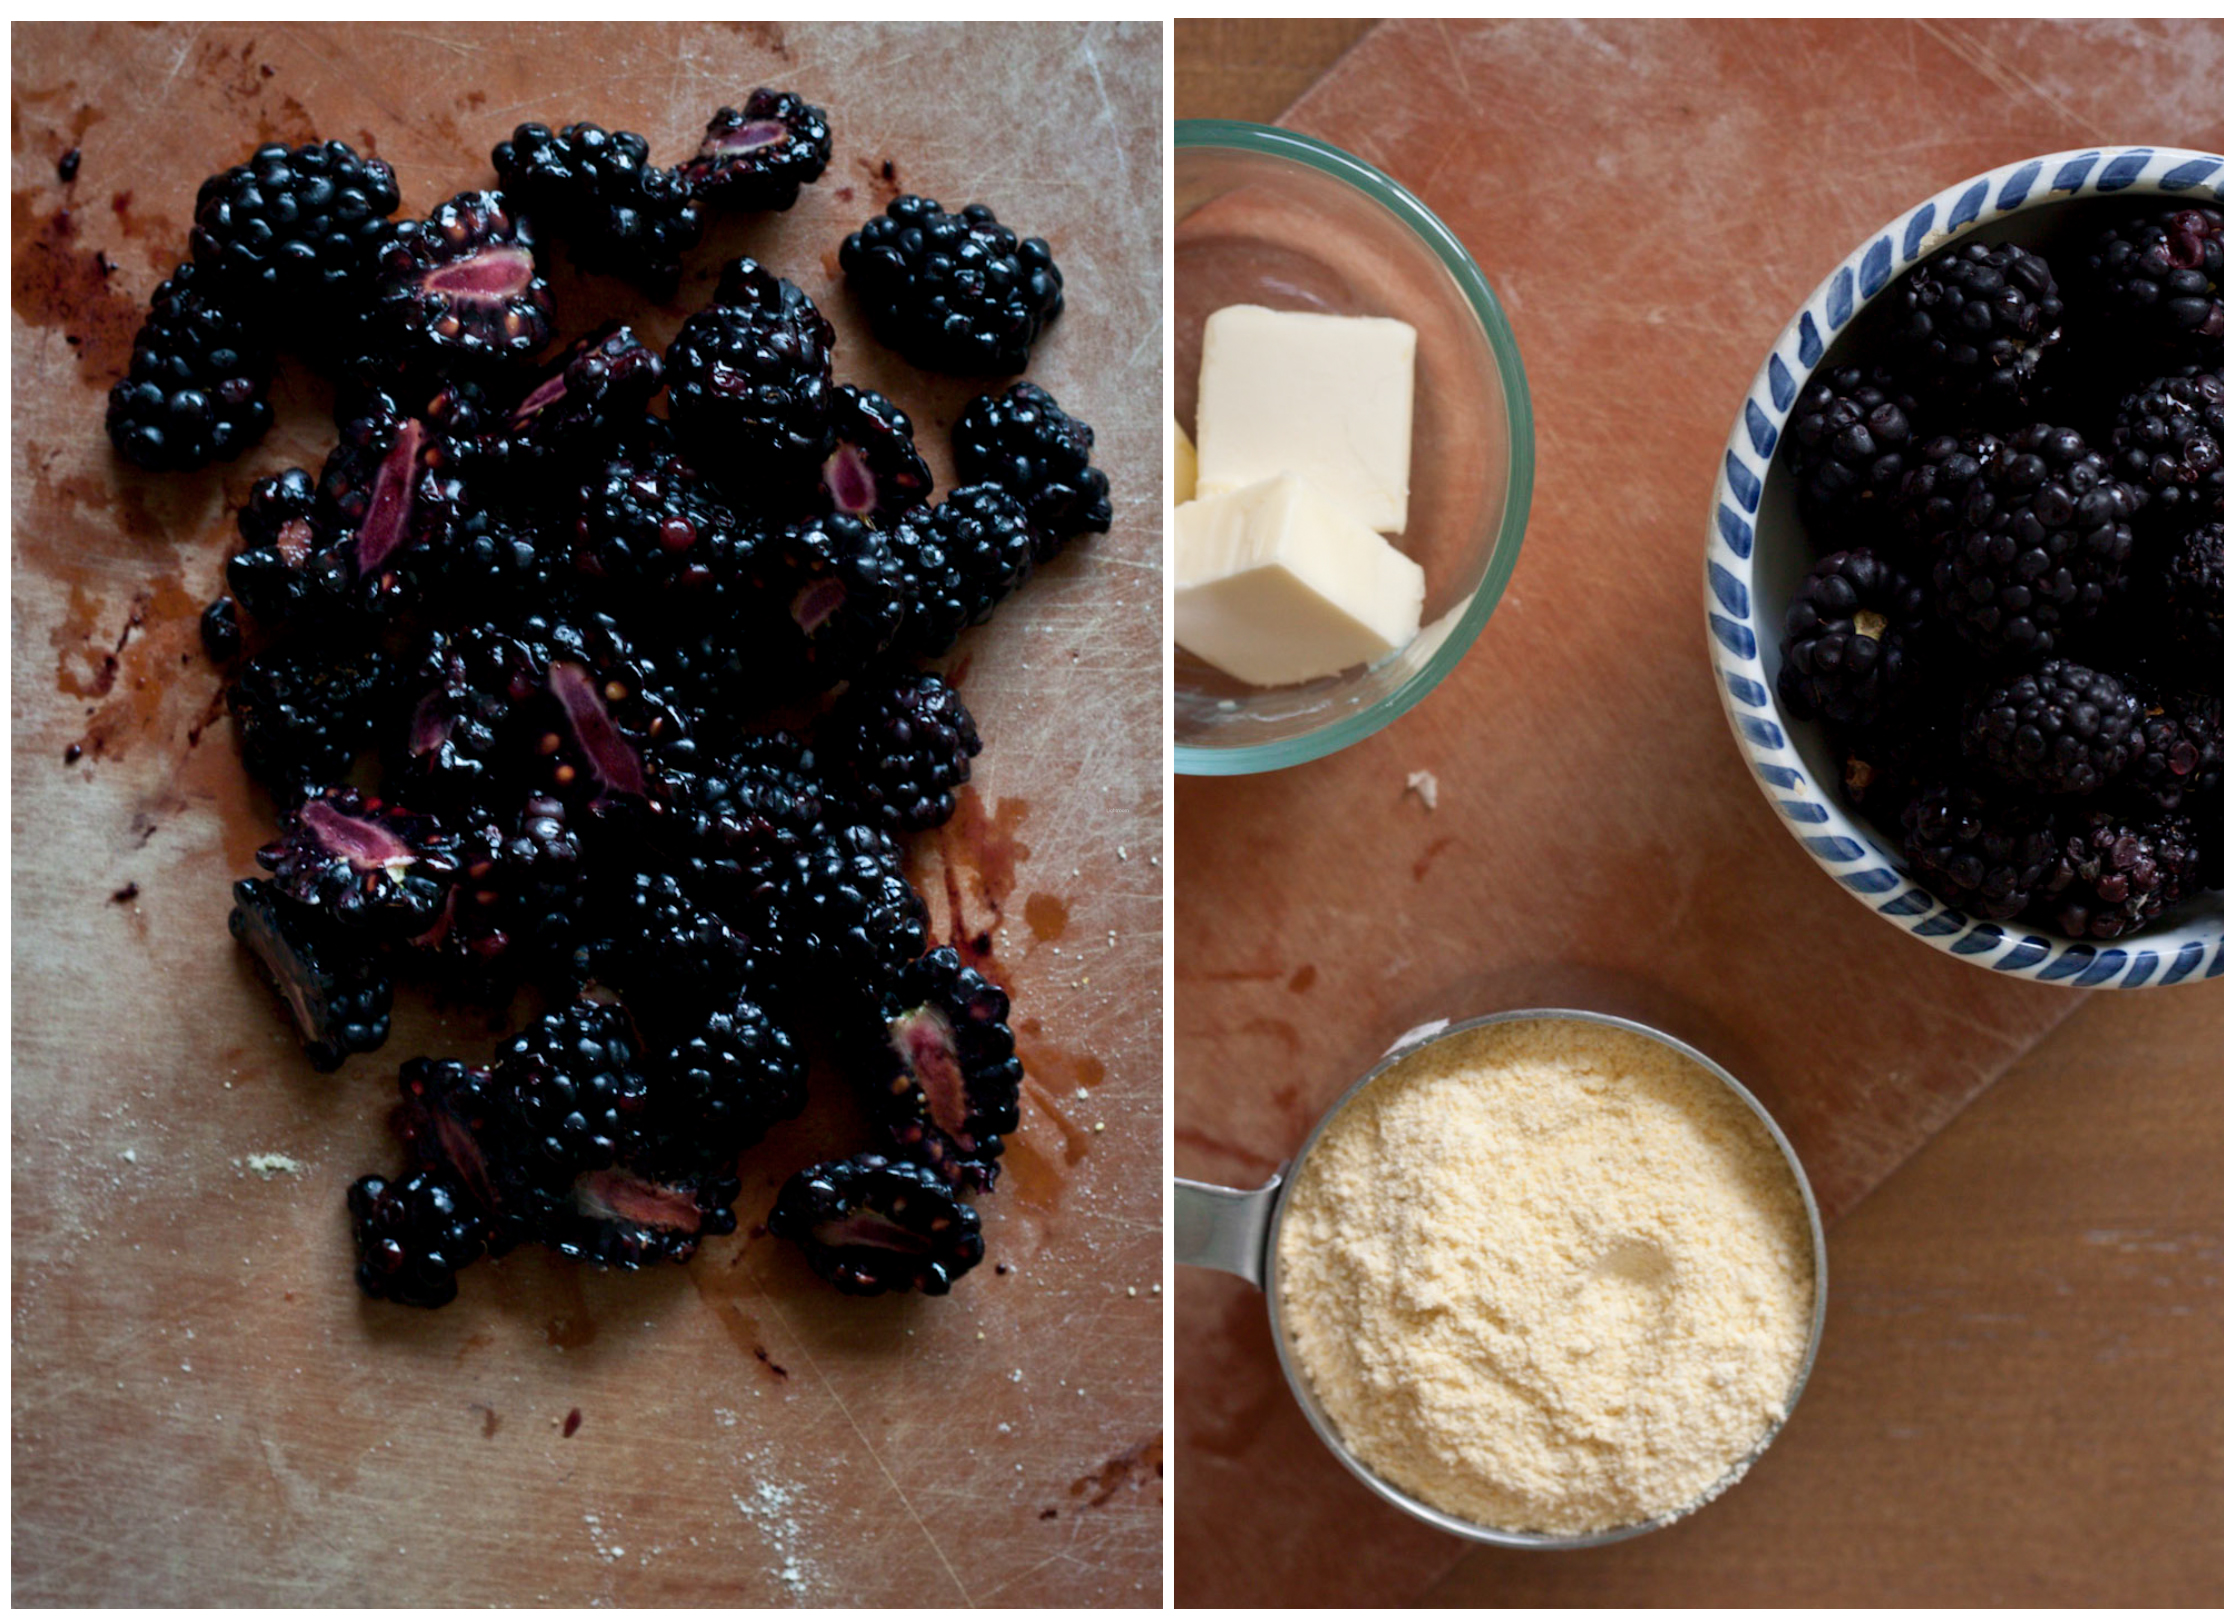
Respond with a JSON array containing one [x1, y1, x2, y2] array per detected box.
[[1276, 1018, 1816, 1536]]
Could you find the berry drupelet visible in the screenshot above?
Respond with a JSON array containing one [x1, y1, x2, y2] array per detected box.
[[1775, 549, 1929, 728], [952, 381, 1112, 559], [770, 1153, 984, 1296], [840, 195, 1064, 374], [105, 261, 274, 471]]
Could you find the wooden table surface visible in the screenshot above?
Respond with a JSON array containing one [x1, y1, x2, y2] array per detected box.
[[1177, 18, 2221, 1608], [12, 22, 1162, 1606]]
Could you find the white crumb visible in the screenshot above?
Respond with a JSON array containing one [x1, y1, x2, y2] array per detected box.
[[245, 1153, 303, 1178], [1405, 770, 1439, 810]]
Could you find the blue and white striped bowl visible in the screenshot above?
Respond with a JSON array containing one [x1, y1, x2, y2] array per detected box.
[[1706, 148, 2226, 988]]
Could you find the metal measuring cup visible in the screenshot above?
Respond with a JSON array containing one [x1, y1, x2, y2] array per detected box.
[[1176, 1006, 1831, 1549]]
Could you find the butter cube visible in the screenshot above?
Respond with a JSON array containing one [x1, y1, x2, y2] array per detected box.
[[1173, 419, 1197, 504], [1174, 475, 1425, 686], [1195, 306, 1417, 532]]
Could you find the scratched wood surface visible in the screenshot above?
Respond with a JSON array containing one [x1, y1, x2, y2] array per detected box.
[[12, 21, 1162, 1607], [1174, 16, 2222, 1608]]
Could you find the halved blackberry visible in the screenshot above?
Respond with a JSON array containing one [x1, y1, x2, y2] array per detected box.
[[1888, 239, 2063, 417], [542, 1158, 740, 1269], [2165, 521, 2223, 657], [2081, 207, 2223, 349], [824, 670, 982, 832], [348, 1169, 487, 1309], [387, 622, 546, 810], [1961, 659, 2145, 798], [952, 382, 1111, 558], [770, 1154, 984, 1296], [1783, 365, 1921, 541], [200, 596, 241, 663], [314, 381, 487, 612], [658, 994, 806, 1156], [2128, 688, 2223, 815], [257, 787, 462, 938], [665, 259, 836, 491], [521, 617, 689, 815], [840, 195, 1063, 375], [1920, 424, 2145, 660], [1775, 549, 1929, 728], [227, 641, 393, 802], [496, 324, 665, 502], [363, 191, 554, 377], [491, 1000, 650, 1178], [105, 261, 273, 471], [189, 139, 400, 316], [741, 513, 906, 691], [819, 385, 933, 526], [492, 122, 703, 299], [228, 878, 393, 1071], [392, 1056, 521, 1242], [2108, 369, 2223, 530], [679, 91, 832, 213], [227, 467, 351, 627], [854, 947, 1022, 1190], [1899, 785, 2064, 921], [789, 821, 928, 990], [887, 484, 1036, 659], [2042, 807, 2203, 938]]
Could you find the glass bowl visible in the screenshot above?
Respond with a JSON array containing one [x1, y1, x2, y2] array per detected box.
[[1174, 120, 1534, 775]]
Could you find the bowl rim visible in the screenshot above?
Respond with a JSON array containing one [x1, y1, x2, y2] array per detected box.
[[1704, 145, 2227, 989], [1173, 119, 1536, 775]]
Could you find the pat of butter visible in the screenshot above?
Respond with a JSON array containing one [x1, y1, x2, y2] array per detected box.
[[1195, 306, 1417, 533], [1173, 420, 1197, 504], [1174, 475, 1425, 686]]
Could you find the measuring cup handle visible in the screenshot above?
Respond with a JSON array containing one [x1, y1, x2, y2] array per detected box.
[[1175, 1175, 1282, 1288]]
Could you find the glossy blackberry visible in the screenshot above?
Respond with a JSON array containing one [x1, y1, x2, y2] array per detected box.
[[2127, 688, 2223, 815], [665, 259, 836, 489], [651, 733, 826, 879], [789, 821, 929, 990], [825, 671, 982, 832], [588, 866, 774, 1003], [1784, 366, 1921, 540], [770, 1154, 984, 1296], [1833, 702, 1960, 833], [541, 1159, 740, 1269], [887, 484, 1036, 659], [1775, 549, 1929, 728], [1961, 660, 2145, 798], [363, 191, 554, 377], [226, 641, 392, 802], [492, 1001, 650, 1177], [388, 622, 545, 810], [679, 91, 833, 213], [1921, 424, 2145, 659], [658, 994, 806, 1155], [818, 385, 933, 526], [854, 947, 1022, 1190], [840, 195, 1063, 375], [228, 878, 393, 1071], [496, 324, 664, 501], [200, 596, 241, 663], [227, 467, 350, 627], [2165, 521, 2223, 656], [189, 139, 400, 314], [257, 787, 462, 938], [105, 261, 274, 471], [414, 507, 568, 617], [573, 435, 754, 616], [2042, 807, 2203, 939], [348, 1170, 487, 1309], [1891, 239, 2064, 416], [314, 381, 486, 612], [492, 122, 703, 298], [2081, 207, 2223, 349], [392, 1056, 519, 1241], [1894, 430, 2001, 545], [2107, 369, 2223, 529], [522, 617, 689, 815], [952, 382, 1111, 558], [736, 513, 906, 691], [1899, 785, 2065, 922]]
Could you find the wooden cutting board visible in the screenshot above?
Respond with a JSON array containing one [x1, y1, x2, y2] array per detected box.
[[1173, 17, 2222, 1607], [12, 21, 1161, 1607]]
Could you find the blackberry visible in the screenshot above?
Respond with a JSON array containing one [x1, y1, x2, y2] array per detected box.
[[363, 191, 554, 377], [824, 671, 982, 832], [854, 947, 1022, 1190], [588, 866, 775, 1004], [887, 484, 1037, 658], [658, 994, 806, 1155], [257, 787, 462, 939], [1783, 366, 1921, 540], [227, 467, 350, 627], [1774, 549, 1929, 728], [1899, 785, 2064, 921], [1833, 701, 1960, 833], [840, 195, 1063, 375], [679, 91, 833, 213], [770, 1154, 984, 1296], [492, 122, 703, 298], [491, 1000, 650, 1177], [1894, 430, 2001, 545], [2107, 369, 2223, 530], [388, 623, 545, 810], [228, 878, 393, 1071], [1888, 239, 2063, 417], [2165, 521, 2223, 656], [105, 261, 273, 471], [2081, 207, 2223, 349], [2042, 807, 2203, 938], [1921, 423, 2145, 659], [393, 1057, 516, 1239], [2128, 688, 2223, 815], [522, 618, 689, 814], [189, 139, 400, 315], [651, 733, 826, 880], [573, 435, 754, 616], [314, 381, 486, 612], [200, 596, 241, 663], [1961, 659, 2145, 797], [496, 324, 665, 501], [737, 513, 905, 691], [413, 506, 569, 618], [665, 259, 836, 490], [542, 1159, 740, 1269], [226, 641, 392, 802], [952, 382, 1112, 557], [789, 821, 928, 990], [819, 385, 933, 526], [348, 1170, 487, 1309]]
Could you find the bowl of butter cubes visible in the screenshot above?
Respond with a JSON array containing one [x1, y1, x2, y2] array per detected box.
[[1173, 120, 1534, 774]]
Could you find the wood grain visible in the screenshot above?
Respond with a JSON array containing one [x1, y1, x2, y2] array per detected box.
[[1175, 17, 2222, 1609], [12, 21, 1162, 1608]]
